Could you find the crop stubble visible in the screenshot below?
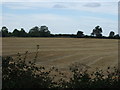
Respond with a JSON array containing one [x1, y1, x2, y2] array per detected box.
[[2, 37, 118, 71]]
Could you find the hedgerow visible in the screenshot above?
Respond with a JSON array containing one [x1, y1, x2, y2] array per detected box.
[[2, 56, 120, 89]]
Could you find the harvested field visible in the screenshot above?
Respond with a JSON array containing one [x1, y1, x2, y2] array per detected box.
[[2, 37, 118, 72]]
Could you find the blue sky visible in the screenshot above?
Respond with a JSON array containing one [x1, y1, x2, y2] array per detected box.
[[1, 0, 118, 36]]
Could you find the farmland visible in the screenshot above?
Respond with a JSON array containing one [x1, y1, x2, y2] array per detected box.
[[2, 37, 118, 72]]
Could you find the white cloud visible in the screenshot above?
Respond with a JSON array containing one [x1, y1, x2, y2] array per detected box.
[[61, 2, 118, 15], [3, 2, 54, 10], [3, 2, 118, 16], [53, 4, 67, 8], [84, 2, 101, 7]]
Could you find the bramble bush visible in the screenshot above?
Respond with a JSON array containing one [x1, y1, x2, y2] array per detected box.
[[2, 56, 120, 89], [2, 56, 54, 88]]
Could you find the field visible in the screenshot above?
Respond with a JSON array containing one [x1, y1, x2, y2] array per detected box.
[[2, 37, 118, 72]]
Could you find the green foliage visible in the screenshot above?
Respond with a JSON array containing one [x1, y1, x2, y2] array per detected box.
[[109, 31, 115, 38], [114, 34, 120, 39], [39, 26, 51, 37], [19, 28, 27, 37], [29, 26, 51, 37], [12, 29, 20, 37], [77, 31, 84, 38], [12, 28, 27, 37], [29, 26, 40, 37], [0, 26, 120, 38], [1, 26, 9, 37], [2, 55, 119, 89], [91, 26, 102, 37]]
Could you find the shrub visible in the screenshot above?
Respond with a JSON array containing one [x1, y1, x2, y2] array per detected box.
[[2, 56, 120, 89], [2, 56, 53, 88]]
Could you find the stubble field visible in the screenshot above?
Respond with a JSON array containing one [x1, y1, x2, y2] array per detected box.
[[2, 37, 118, 72]]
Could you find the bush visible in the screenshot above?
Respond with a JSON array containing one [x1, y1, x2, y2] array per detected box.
[[2, 56, 53, 88], [2, 56, 120, 89], [68, 66, 119, 88]]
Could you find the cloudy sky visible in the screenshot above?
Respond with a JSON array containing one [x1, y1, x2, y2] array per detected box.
[[1, 0, 119, 36]]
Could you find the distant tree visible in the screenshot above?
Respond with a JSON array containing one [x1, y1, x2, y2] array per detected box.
[[12, 29, 20, 37], [29, 26, 40, 37], [19, 28, 27, 37], [114, 34, 119, 38], [109, 31, 115, 38], [39, 26, 51, 37], [8, 32, 12, 37], [1, 26, 9, 37], [77, 31, 84, 38], [91, 26, 102, 37], [29, 26, 51, 37]]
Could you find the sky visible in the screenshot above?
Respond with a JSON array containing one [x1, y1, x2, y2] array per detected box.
[[1, 0, 119, 36]]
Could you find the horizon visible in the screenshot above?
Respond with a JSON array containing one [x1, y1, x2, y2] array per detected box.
[[1, 0, 118, 36]]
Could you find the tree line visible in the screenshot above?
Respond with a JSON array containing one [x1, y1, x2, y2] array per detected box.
[[0, 25, 120, 39], [0, 26, 51, 37]]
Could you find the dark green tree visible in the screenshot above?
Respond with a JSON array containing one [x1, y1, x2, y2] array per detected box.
[[19, 28, 27, 37], [12, 29, 20, 37], [29, 26, 51, 37], [29, 26, 40, 37], [1, 26, 9, 37], [109, 31, 115, 38], [8, 32, 12, 37], [91, 26, 102, 37], [77, 31, 84, 38], [114, 34, 119, 38], [40, 26, 51, 37]]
